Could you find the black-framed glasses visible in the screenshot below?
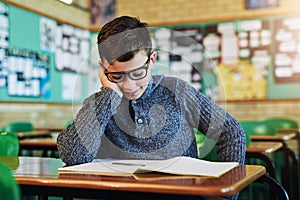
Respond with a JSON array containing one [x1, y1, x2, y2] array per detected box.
[[104, 56, 150, 83]]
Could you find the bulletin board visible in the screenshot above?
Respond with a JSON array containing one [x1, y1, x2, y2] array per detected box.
[[1, 1, 300, 102], [0, 3, 90, 103], [273, 17, 300, 83], [152, 17, 300, 101], [150, 26, 204, 91]]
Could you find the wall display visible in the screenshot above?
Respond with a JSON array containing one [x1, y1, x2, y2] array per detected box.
[[3, 1, 300, 102], [0, 2, 9, 88], [40, 17, 91, 74], [203, 24, 221, 71], [40, 17, 56, 52], [151, 27, 203, 91], [88, 33, 102, 95], [170, 27, 203, 90], [89, 0, 116, 26], [55, 23, 90, 74], [62, 73, 81, 101], [151, 27, 171, 69], [245, 0, 279, 9], [203, 20, 270, 100], [273, 17, 300, 83], [237, 19, 271, 69], [1, 47, 50, 98], [0, 3, 90, 103]]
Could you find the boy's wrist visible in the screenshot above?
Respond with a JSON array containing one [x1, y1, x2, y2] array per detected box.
[[103, 86, 123, 97], [104, 86, 114, 91]]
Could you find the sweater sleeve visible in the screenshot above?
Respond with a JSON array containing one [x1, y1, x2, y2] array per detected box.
[[57, 88, 121, 165], [182, 82, 246, 165]]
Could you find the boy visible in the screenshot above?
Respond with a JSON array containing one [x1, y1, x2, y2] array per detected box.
[[57, 15, 245, 168]]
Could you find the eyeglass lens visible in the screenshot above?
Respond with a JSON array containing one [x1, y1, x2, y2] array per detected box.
[[106, 57, 150, 83]]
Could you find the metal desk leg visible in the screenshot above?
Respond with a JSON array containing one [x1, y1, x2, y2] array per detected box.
[[246, 152, 276, 179], [281, 141, 299, 200], [286, 145, 299, 200], [255, 174, 289, 200]]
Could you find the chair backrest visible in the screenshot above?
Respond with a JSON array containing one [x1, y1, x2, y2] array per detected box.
[[263, 117, 299, 132], [0, 131, 20, 156], [64, 119, 73, 128], [240, 120, 276, 136], [1, 121, 34, 133], [0, 161, 21, 200], [194, 129, 218, 161]]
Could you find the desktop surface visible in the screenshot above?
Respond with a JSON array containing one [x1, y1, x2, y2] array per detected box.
[[0, 156, 266, 198]]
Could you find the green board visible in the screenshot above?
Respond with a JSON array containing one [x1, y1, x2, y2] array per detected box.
[[0, 4, 88, 103]]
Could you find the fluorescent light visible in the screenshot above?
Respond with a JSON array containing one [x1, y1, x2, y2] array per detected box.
[[59, 0, 73, 4]]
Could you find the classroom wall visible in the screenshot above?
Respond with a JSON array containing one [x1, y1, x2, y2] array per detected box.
[[2, 0, 89, 29], [1, 0, 300, 130], [117, 0, 300, 26]]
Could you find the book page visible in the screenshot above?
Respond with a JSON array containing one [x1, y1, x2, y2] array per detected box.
[[58, 157, 239, 177], [136, 157, 239, 177], [58, 159, 157, 176]]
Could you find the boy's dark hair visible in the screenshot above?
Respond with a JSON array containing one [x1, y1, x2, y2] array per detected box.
[[97, 16, 153, 64]]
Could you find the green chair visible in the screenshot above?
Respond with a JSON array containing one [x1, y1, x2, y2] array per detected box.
[[263, 117, 299, 200], [240, 120, 276, 136], [0, 131, 20, 156], [1, 121, 34, 133], [1, 122, 34, 156], [194, 124, 251, 162], [194, 128, 218, 161], [263, 117, 299, 132], [0, 161, 21, 200], [64, 119, 73, 128], [240, 120, 278, 200]]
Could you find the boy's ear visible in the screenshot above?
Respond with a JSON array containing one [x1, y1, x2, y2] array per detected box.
[[150, 51, 157, 68], [98, 59, 108, 69], [99, 58, 110, 68]]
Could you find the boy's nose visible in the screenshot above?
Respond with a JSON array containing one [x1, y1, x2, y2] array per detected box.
[[121, 75, 136, 89]]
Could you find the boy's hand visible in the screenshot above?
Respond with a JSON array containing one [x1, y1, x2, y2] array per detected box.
[[98, 67, 123, 97]]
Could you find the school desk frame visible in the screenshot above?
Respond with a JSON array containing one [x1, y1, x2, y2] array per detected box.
[[0, 157, 289, 200]]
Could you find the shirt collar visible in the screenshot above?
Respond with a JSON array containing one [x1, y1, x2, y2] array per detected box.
[[135, 75, 163, 101]]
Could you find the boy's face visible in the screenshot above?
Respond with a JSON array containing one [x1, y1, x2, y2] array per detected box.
[[102, 51, 156, 100]]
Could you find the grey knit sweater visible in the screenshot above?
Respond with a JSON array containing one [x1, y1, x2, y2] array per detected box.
[[57, 75, 246, 167]]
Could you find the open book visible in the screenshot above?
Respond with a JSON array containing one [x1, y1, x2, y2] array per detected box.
[[58, 156, 239, 177]]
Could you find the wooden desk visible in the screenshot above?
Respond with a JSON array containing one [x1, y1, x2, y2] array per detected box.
[[19, 139, 283, 179], [19, 138, 57, 157], [277, 128, 300, 156], [250, 133, 298, 200], [246, 141, 282, 180], [250, 132, 296, 141], [19, 138, 57, 148], [16, 129, 52, 139], [246, 141, 282, 153], [35, 127, 64, 132], [0, 157, 288, 200]]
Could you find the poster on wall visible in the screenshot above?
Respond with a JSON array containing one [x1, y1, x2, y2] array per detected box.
[[89, 0, 116, 26], [0, 2, 9, 88], [88, 33, 102, 95], [245, 0, 279, 9], [62, 73, 82, 101], [40, 17, 57, 52], [3, 47, 51, 98], [151, 27, 203, 91], [55, 23, 90, 74], [203, 20, 270, 100], [202, 24, 221, 72], [273, 17, 300, 83], [40, 17, 90, 74], [170, 27, 203, 90], [150, 27, 171, 75]]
